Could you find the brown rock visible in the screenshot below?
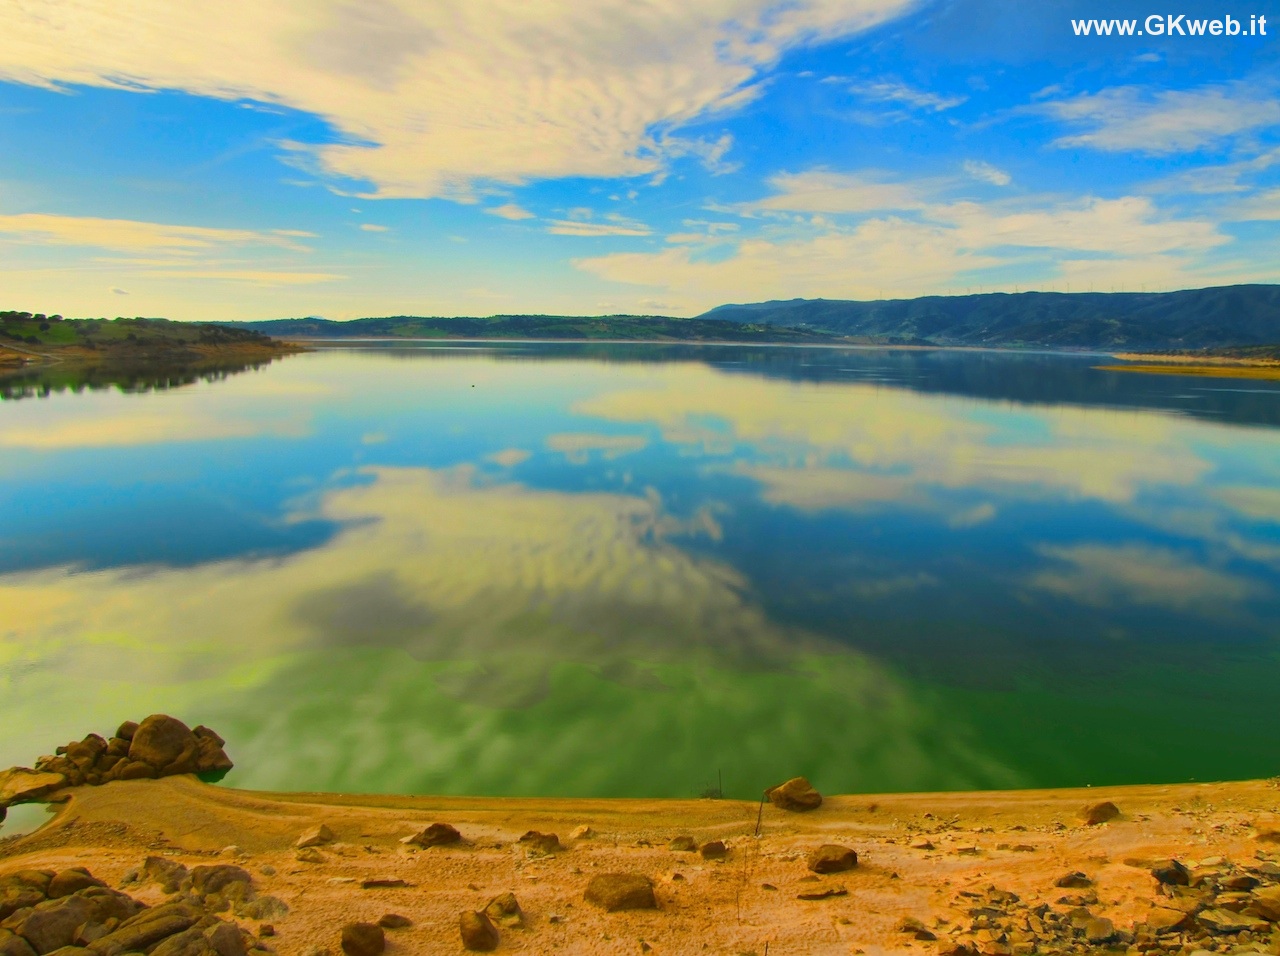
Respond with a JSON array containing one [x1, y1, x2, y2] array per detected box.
[[2, 895, 98, 953], [339, 922, 384, 956], [699, 840, 728, 860], [584, 873, 658, 912], [127, 715, 200, 773], [404, 823, 461, 848], [112, 761, 157, 782], [1150, 859, 1190, 886], [667, 836, 697, 852], [296, 825, 335, 848], [797, 886, 848, 900], [0, 928, 37, 956], [0, 872, 51, 922], [1080, 801, 1120, 825], [808, 845, 858, 874], [80, 900, 203, 953], [459, 911, 499, 952], [188, 866, 252, 898], [46, 869, 106, 899], [1198, 908, 1255, 934], [0, 767, 67, 806], [142, 857, 189, 894], [484, 892, 524, 928], [517, 831, 563, 855], [1144, 907, 1189, 933], [376, 914, 411, 930], [765, 777, 822, 812], [1054, 871, 1092, 888], [115, 721, 139, 741], [1250, 886, 1280, 921]]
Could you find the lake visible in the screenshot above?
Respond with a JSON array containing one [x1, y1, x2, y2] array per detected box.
[[2, 343, 1279, 809]]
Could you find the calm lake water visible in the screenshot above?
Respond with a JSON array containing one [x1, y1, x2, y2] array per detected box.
[[3, 343, 1279, 808]]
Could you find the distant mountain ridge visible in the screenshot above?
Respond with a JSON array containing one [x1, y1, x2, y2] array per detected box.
[[696, 285, 1280, 350], [222, 284, 1280, 350]]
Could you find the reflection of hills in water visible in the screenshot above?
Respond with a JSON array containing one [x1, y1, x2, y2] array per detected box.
[[0, 356, 281, 401], [333, 340, 1280, 428]]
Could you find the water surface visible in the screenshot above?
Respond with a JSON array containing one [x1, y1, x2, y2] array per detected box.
[[2, 343, 1278, 805]]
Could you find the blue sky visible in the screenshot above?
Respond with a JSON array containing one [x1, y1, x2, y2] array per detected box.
[[1, 0, 1278, 320]]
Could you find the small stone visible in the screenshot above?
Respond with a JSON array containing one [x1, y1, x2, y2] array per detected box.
[[259, 865, 277, 877], [377, 914, 412, 929], [297, 824, 335, 848], [1081, 801, 1120, 825], [668, 836, 697, 853], [808, 845, 858, 874], [699, 841, 728, 860], [340, 922, 385, 956], [403, 822, 462, 847], [765, 776, 822, 812], [584, 874, 658, 912], [1084, 917, 1115, 942], [518, 830, 563, 855], [909, 839, 935, 851], [295, 848, 326, 864], [260, 924, 276, 937], [797, 886, 848, 900], [1054, 871, 1092, 888], [1198, 908, 1254, 934], [360, 879, 408, 889], [219, 845, 243, 858], [570, 825, 595, 840], [459, 911, 500, 951]]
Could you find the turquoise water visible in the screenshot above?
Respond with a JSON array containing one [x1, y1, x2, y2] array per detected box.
[[2, 343, 1278, 805]]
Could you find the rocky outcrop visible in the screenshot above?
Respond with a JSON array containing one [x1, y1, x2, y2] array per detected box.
[[0, 867, 265, 956], [1, 717, 233, 811]]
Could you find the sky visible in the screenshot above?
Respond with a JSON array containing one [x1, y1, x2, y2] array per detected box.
[[1, 0, 1278, 321]]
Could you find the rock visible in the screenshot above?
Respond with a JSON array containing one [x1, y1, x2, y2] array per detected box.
[[339, 922, 384, 956], [808, 845, 858, 874], [667, 836, 697, 853], [127, 715, 202, 773], [1081, 801, 1120, 825], [376, 914, 411, 930], [45, 869, 106, 900], [459, 911, 499, 952], [898, 917, 936, 940], [1054, 871, 1092, 888], [797, 886, 848, 900], [699, 840, 728, 860], [569, 826, 595, 841], [403, 823, 461, 847], [236, 896, 288, 921], [0, 768, 67, 806], [0, 872, 50, 922], [0, 929, 36, 956], [1222, 873, 1259, 890], [359, 879, 407, 890], [188, 865, 252, 897], [584, 874, 657, 912], [1250, 886, 1280, 921], [517, 831, 563, 855], [1198, 908, 1255, 934], [296, 825, 335, 849], [1083, 917, 1115, 943], [143, 857, 189, 894], [115, 721, 139, 741], [111, 761, 157, 781], [1151, 859, 1191, 886], [909, 839, 935, 850], [294, 848, 326, 864], [1, 895, 96, 953], [484, 892, 524, 929], [765, 777, 822, 812]]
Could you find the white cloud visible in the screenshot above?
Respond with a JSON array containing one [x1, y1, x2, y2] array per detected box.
[[0, 213, 312, 255], [359, 223, 389, 232], [576, 191, 1226, 309], [963, 160, 1011, 187], [744, 170, 925, 214], [851, 79, 967, 112], [1040, 80, 1280, 154], [0, 0, 916, 200], [486, 203, 536, 221], [547, 219, 652, 237]]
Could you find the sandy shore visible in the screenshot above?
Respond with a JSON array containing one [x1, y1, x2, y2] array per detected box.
[[3, 776, 1279, 955]]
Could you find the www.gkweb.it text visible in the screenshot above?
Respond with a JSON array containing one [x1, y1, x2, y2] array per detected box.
[[1072, 14, 1267, 36]]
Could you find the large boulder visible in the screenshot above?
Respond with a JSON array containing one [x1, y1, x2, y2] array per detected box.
[[0, 929, 36, 956], [340, 922, 384, 956], [1081, 801, 1120, 825], [127, 716, 201, 774], [0, 768, 66, 807], [0, 894, 97, 954], [765, 777, 823, 812], [459, 911, 499, 952], [807, 845, 858, 874], [584, 874, 657, 912]]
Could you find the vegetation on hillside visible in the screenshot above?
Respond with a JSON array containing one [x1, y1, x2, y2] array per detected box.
[[0, 311, 288, 352], [698, 284, 1280, 350], [226, 313, 843, 342]]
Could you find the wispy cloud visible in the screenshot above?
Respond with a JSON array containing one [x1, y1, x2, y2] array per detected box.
[[486, 203, 536, 221], [359, 223, 389, 232], [547, 218, 651, 237], [851, 79, 967, 113], [1040, 79, 1280, 154], [0, 213, 313, 255], [963, 160, 1011, 187], [0, 0, 915, 200]]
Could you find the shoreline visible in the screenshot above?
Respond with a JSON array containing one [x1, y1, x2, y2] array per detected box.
[[4, 776, 1278, 954]]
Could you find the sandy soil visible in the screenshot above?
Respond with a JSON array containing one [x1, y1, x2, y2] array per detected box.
[[3, 777, 1279, 955]]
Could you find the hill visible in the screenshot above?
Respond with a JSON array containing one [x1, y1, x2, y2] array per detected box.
[[697, 284, 1280, 350], [226, 313, 839, 342]]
